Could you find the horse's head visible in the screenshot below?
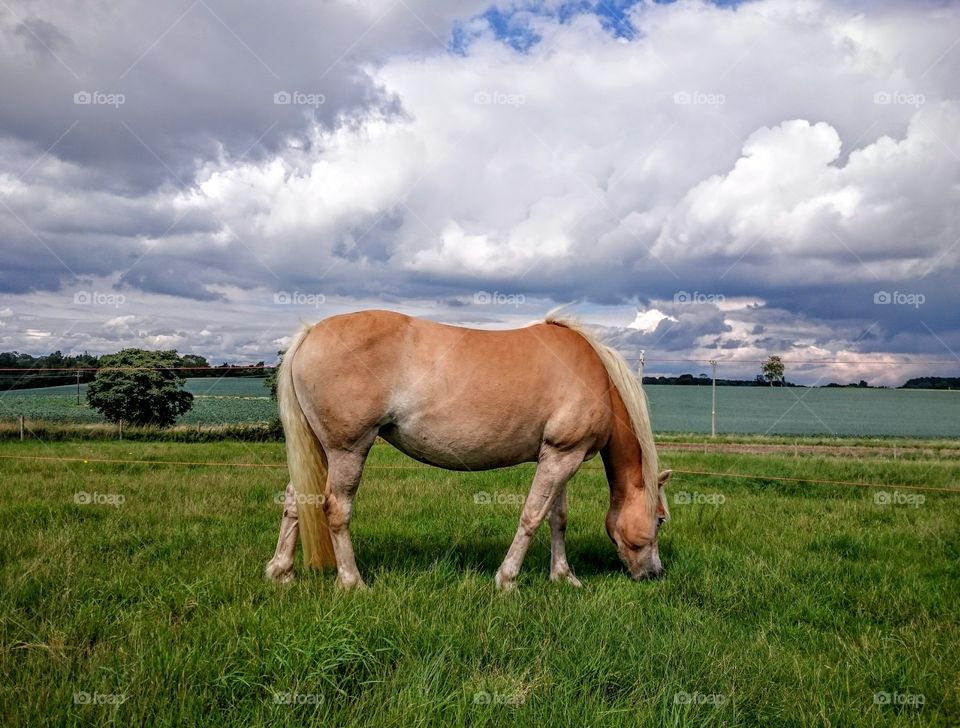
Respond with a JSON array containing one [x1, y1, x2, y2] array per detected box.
[[606, 470, 671, 579]]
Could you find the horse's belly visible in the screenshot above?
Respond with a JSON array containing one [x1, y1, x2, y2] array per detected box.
[[378, 420, 541, 471]]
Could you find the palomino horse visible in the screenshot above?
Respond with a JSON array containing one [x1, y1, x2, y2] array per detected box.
[[265, 310, 670, 590]]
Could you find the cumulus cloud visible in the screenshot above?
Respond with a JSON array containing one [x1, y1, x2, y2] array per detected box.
[[0, 0, 958, 383]]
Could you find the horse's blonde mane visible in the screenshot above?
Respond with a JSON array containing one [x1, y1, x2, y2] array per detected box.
[[544, 308, 661, 510]]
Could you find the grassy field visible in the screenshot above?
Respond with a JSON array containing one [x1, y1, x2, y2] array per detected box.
[[1, 439, 958, 726]]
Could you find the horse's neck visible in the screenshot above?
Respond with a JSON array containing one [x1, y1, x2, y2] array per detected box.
[[600, 409, 644, 506]]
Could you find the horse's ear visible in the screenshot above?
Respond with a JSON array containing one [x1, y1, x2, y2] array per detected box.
[[656, 471, 671, 522]]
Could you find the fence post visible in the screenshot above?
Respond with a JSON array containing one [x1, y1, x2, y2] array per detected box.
[[19, 415, 24, 441], [709, 360, 718, 437], [119, 419, 123, 440]]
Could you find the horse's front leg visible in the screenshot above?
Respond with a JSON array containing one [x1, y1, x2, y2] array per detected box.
[[549, 486, 582, 587], [265, 481, 299, 583], [495, 447, 585, 591]]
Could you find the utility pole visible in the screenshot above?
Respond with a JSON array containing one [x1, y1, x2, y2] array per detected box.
[[638, 350, 645, 383], [709, 360, 718, 437]]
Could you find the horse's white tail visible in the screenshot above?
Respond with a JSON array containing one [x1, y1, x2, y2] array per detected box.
[[277, 322, 336, 569]]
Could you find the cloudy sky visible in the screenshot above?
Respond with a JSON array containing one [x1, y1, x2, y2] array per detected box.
[[1, 0, 959, 385]]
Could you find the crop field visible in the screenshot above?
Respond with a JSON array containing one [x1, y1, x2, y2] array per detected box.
[[0, 378, 277, 426], [1, 379, 958, 437], [1, 438, 957, 726]]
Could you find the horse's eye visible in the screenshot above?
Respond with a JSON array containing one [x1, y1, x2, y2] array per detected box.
[[657, 516, 666, 528]]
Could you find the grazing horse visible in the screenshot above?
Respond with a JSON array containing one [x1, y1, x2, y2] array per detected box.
[[265, 310, 670, 590]]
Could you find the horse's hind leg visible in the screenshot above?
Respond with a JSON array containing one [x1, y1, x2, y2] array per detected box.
[[324, 446, 372, 591], [265, 482, 299, 583], [549, 486, 582, 587], [495, 447, 585, 591]]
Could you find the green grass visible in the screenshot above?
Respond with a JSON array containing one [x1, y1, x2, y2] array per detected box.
[[1, 440, 958, 726]]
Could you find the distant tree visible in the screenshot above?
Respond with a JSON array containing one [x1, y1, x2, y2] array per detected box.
[[180, 354, 210, 374], [265, 351, 283, 400], [901, 376, 960, 390], [0, 350, 101, 390], [86, 349, 193, 426], [761, 356, 785, 387], [45, 350, 66, 369]]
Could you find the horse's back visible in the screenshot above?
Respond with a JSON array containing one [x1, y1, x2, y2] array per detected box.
[[292, 311, 613, 468]]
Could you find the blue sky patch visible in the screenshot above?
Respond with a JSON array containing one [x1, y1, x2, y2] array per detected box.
[[450, 0, 746, 54]]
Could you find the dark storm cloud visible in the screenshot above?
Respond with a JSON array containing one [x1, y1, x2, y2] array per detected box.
[[1, 0, 487, 190]]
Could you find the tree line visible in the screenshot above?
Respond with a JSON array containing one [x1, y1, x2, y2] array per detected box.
[[0, 350, 273, 392]]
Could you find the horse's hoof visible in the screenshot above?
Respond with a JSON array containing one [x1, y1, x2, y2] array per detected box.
[[494, 571, 517, 592], [337, 576, 368, 592], [265, 561, 295, 584], [551, 572, 583, 587]]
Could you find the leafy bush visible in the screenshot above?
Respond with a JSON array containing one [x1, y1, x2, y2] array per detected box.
[[86, 349, 193, 427]]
